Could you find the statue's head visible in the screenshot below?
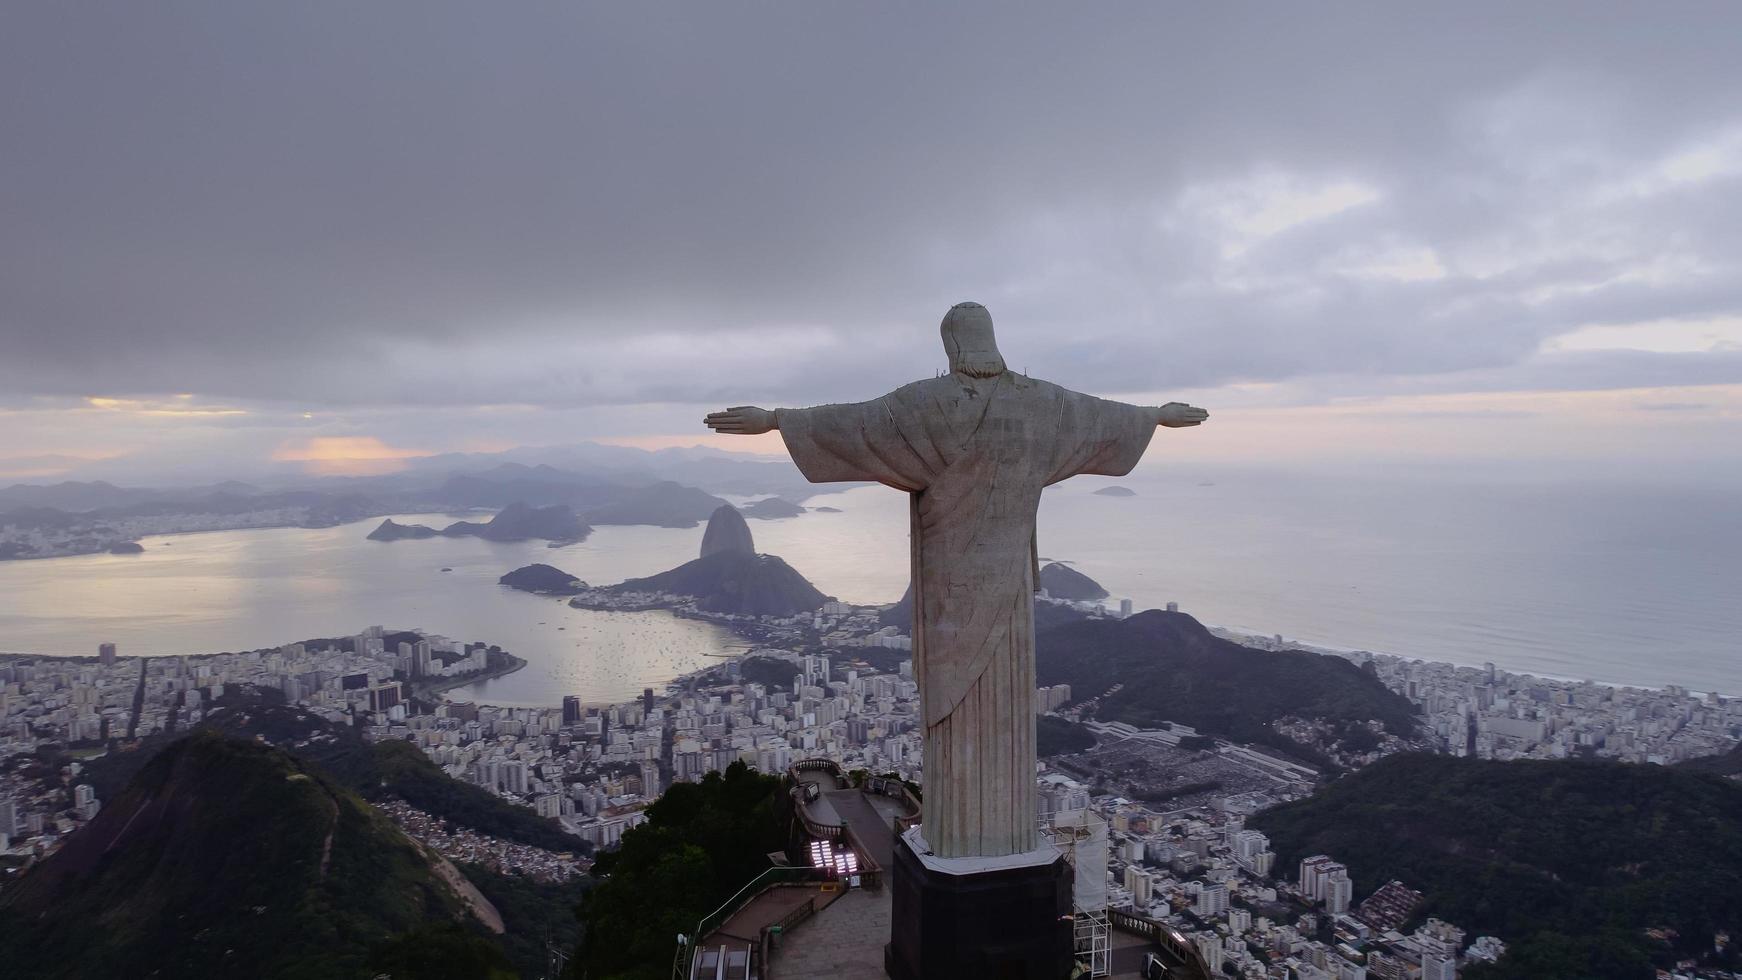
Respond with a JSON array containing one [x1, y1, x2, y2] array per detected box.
[[940, 302, 1007, 379]]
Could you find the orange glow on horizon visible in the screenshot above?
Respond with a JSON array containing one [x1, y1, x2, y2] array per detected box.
[[85, 396, 247, 417], [272, 437, 431, 476]]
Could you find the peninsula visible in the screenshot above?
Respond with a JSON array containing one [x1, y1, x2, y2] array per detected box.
[[570, 504, 826, 617]]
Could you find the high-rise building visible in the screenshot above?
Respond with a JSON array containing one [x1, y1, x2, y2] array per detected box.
[[562, 696, 583, 726], [1421, 955, 1456, 980], [1119, 598, 1134, 618], [501, 760, 530, 795], [1325, 870, 1353, 915], [98, 642, 116, 666], [0, 798, 17, 837], [1195, 936, 1223, 972], [1194, 882, 1229, 918], [368, 682, 403, 713], [1123, 866, 1153, 906], [1300, 855, 1339, 900]]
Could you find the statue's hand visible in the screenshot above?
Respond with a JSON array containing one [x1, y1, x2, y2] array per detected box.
[[704, 406, 777, 435], [1157, 402, 1209, 428]]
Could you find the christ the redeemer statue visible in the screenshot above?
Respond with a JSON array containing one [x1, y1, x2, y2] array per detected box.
[[705, 302, 1207, 859]]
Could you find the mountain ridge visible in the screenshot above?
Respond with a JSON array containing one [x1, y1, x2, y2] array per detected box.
[[1251, 752, 1742, 979], [1035, 610, 1420, 765], [0, 730, 502, 979]]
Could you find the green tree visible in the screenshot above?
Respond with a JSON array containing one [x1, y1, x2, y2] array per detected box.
[[572, 761, 786, 979]]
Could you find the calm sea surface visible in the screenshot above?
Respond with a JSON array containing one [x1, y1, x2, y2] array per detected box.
[[1, 473, 1737, 702]]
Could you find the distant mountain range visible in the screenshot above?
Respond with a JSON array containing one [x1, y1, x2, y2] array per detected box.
[[1035, 610, 1420, 764], [0, 440, 826, 514], [1251, 753, 1742, 979], [0, 455, 758, 559], [368, 502, 590, 545], [0, 730, 508, 979]]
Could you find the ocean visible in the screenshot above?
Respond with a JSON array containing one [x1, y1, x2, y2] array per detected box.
[[0, 471, 1736, 703]]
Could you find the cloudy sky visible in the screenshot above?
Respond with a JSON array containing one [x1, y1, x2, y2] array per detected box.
[[4, 3, 1741, 484]]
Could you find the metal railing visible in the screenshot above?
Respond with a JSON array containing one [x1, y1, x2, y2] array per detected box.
[[756, 895, 819, 968], [1106, 909, 1215, 980], [673, 866, 829, 980]]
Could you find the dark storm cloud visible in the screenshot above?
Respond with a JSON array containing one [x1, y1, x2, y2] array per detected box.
[[3, 2, 1742, 408]]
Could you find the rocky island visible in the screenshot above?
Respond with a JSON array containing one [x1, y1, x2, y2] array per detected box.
[[498, 563, 588, 596], [739, 497, 805, 519], [1091, 485, 1136, 497], [367, 519, 440, 541], [106, 541, 145, 554]]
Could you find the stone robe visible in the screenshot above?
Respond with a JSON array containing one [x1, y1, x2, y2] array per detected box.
[[778, 371, 1156, 857]]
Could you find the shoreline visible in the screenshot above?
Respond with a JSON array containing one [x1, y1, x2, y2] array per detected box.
[[5, 612, 1735, 704], [416, 650, 528, 701], [1206, 623, 1738, 700]]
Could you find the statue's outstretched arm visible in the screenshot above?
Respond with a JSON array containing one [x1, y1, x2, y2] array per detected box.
[[703, 406, 778, 435], [1155, 402, 1209, 428]]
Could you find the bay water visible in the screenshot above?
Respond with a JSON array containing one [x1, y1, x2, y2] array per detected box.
[[0, 472, 1736, 703]]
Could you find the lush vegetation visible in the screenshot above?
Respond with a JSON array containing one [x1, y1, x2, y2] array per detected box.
[[878, 584, 1093, 635], [737, 654, 800, 691], [368, 923, 520, 980], [498, 562, 588, 595], [459, 866, 593, 980], [77, 685, 584, 855], [1037, 715, 1097, 756], [569, 761, 787, 980], [26, 697, 595, 979], [1677, 740, 1742, 777], [1251, 753, 1742, 979], [0, 731, 487, 979], [317, 738, 585, 854], [1036, 610, 1418, 764]]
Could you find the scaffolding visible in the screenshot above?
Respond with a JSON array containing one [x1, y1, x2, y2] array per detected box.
[[1045, 810, 1111, 977]]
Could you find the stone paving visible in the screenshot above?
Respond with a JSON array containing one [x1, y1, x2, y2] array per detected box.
[[700, 883, 834, 946], [825, 789, 897, 868], [765, 885, 891, 980]]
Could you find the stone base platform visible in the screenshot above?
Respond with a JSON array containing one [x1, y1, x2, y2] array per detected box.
[[883, 828, 1072, 980]]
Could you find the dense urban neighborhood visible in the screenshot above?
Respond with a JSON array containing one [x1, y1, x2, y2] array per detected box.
[[4, 586, 1738, 978]]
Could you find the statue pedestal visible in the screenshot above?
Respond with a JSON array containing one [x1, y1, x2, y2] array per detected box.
[[883, 827, 1072, 980]]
